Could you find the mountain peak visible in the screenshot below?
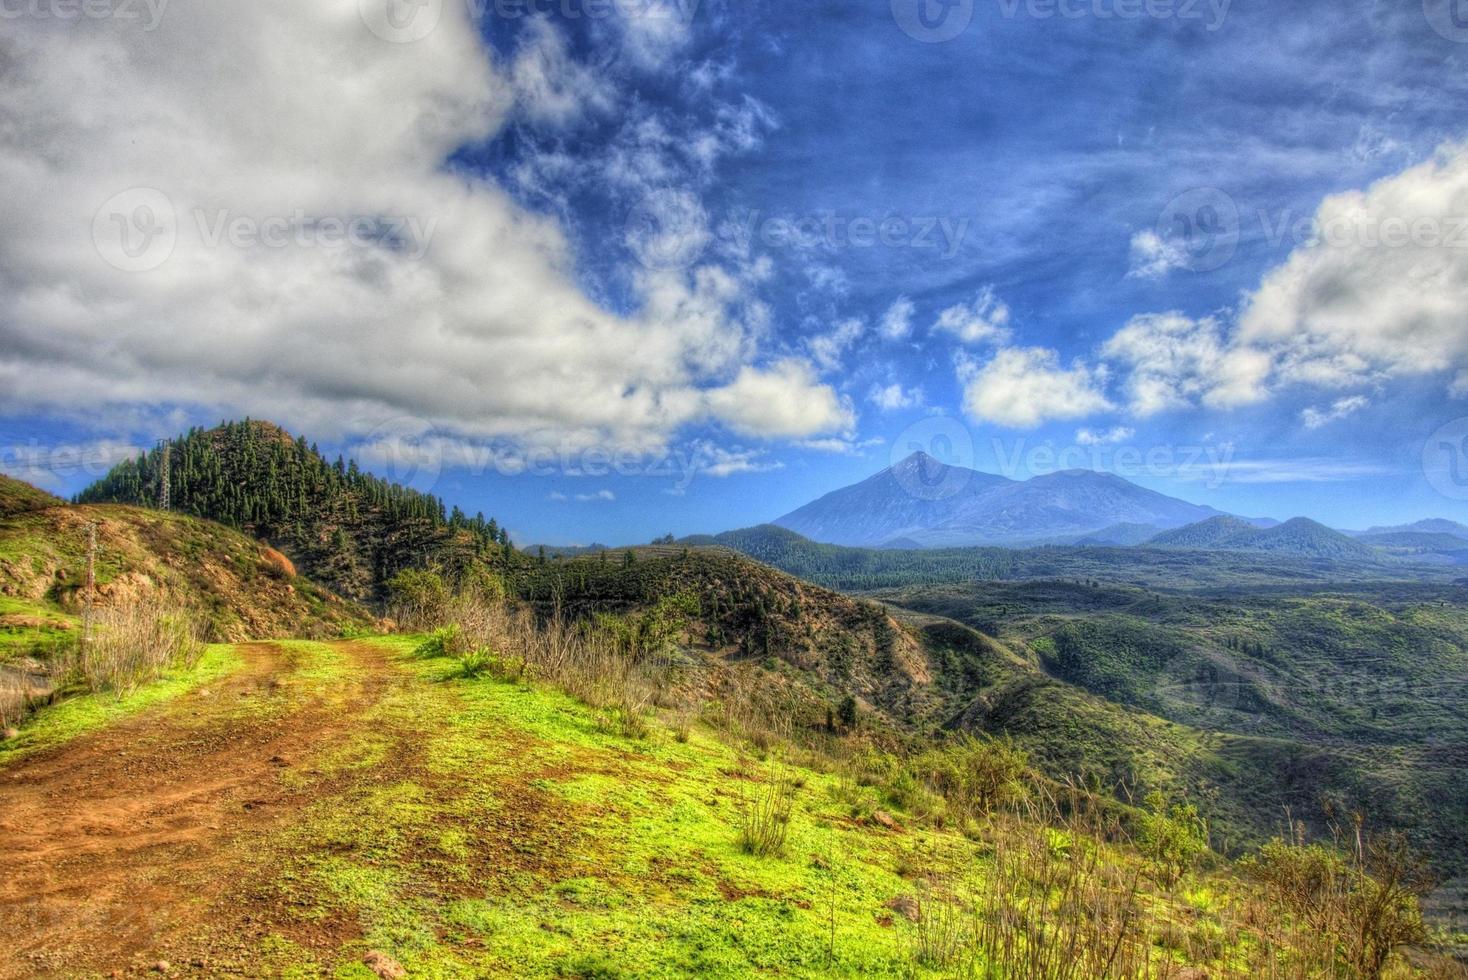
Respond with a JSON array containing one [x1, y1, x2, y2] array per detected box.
[[774, 456, 1224, 548]]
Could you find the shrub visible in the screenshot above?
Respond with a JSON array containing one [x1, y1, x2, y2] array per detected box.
[[1241, 829, 1428, 979], [453, 647, 494, 680], [1137, 790, 1208, 887], [739, 768, 796, 858], [913, 734, 1029, 822], [414, 625, 461, 659], [387, 568, 449, 627], [70, 600, 202, 695]]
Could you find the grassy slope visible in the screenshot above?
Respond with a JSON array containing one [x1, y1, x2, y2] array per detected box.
[[173, 636, 1293, 979], [5, 635, 1461, 975], [238, 636, 934, 978], [0, 495, 372, 657]]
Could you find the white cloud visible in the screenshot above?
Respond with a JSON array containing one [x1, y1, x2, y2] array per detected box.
[[1075, 426, 1135, 446], [1101, 143, 1468, 422], [686, 441, 783, 478], [879, 296, 916, 340], [704, 359, 855, 438], [933, 286, 1012, 345], [510, 18, 615, 125], [0, 4, 846, 456], [868, 383, 924, 411], [1238, 142, 1468, 394], [550, 489, 616, 502], [806, 318, 864, 373], [1125, 229, 1190, 280], [608, 0, 695, 70], [1200, 458, 1393, 484], [957, 347, 1112, 429], [1101, 313, 1269, 415], [1301, 395, 1369, 430], [796, 436, 884, 455]]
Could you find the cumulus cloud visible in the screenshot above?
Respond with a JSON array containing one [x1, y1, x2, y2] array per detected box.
[[1125, 229, 1190, 280], [879, 296, 916, 340], [0, 4, 846, 458], [1099, 143, 1468, 421], [704, 359, 855, 438], [1301, 395, 1369, 430], [958, 348, 1111, 429], [868, 383, 923, 411], [1101, 313, 1269, 415], [934, 287, 1012, 345], [1238, 142, 1468, 393]]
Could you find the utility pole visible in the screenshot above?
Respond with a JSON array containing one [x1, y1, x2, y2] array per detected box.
[[82, 521, 96, 653], [156, 439, 171, 511]]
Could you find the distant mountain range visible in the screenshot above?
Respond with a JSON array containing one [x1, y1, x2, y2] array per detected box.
[[773, 452, 1263, 548], [1355, 518, 1468, 540], [1146, 516, 1378, 560], [768, 453, 1468, 561]]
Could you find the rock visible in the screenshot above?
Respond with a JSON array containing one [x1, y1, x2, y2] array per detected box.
[[363, 951, 406, 979], [871, 810, 902, 831], [886, 895, 921, 923], [152, 961, 171, 974]]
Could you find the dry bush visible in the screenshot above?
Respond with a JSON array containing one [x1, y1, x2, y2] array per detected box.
[[69, 600, 202, 695], [1240, 820, 1432, 979], [0, 670, 31, 730], [968, 785, 1155, 980], [738, 765, 797, 858]]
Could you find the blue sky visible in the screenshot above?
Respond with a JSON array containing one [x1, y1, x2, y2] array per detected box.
[[4, 0, 1468, 543]]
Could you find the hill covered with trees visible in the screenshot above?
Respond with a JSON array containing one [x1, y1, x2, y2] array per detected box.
[[78, 420, 511, 602]]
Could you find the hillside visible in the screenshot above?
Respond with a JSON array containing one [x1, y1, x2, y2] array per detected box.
[[773, 453, 1232, 547], [697, 524, 1440, 592], [11, 634, 1453, 978], [1363, 518, 1468, 540], [0, 475, 62, 518], [512, 546, 952, 730], [0, 486, 1461, 974], [78, 420, 511, 602], [0, 487, 371, 648], [874, 577, 1468, 880], [1149, 516, 1380, 560]]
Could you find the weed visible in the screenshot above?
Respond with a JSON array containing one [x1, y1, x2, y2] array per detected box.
[[738, 765, 796, 858], [452, 647, 493, 680]]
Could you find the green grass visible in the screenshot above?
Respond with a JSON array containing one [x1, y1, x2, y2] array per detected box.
[[0, 595, 77, 662], [238, 635, 957, 978], [0, 642, 244, 760]]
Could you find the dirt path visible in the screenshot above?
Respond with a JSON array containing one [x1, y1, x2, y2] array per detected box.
[[0, 640, 398, 978]]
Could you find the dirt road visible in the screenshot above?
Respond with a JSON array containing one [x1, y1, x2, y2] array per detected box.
[[0, 641, 397, 978]]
